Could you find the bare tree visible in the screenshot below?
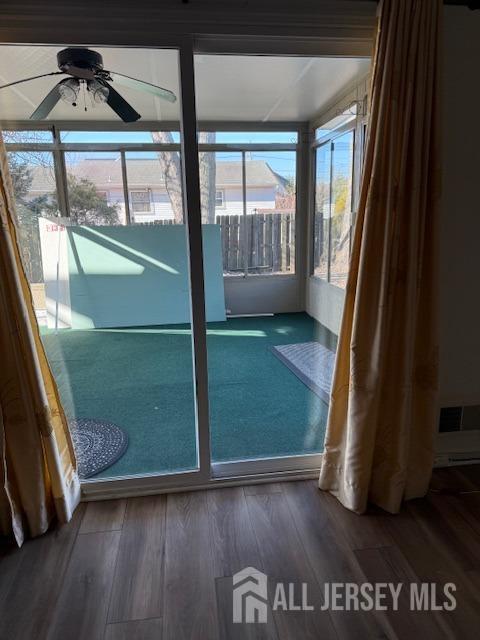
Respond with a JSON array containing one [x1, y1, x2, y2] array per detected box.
[[151, 131, 184, 223], [3, 130, 57, 185], [198, 131, 216, 224], [151, 131, 216, 224]]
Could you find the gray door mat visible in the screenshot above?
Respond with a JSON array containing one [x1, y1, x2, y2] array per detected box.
[[270, 341, 335, 403]]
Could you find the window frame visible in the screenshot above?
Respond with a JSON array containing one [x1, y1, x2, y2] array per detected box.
[[310, 110, 364, 288], [311, 139, 331, 281], [3, 122, 302, 279], [328, 127, 355, 288]]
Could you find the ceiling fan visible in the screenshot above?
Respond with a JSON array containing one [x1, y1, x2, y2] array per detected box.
[[0, 47, 177, 122]]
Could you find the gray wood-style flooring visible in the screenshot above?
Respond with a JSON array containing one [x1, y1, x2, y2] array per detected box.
[[1, 466, 480, 639]]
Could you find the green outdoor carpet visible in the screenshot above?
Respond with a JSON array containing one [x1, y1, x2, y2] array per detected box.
[[41, 313, 336, 479]]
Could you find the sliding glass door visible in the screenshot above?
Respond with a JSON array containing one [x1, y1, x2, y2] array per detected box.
[[1, 43, 212, 490], [193, 54, 328, 476], [2, 39, 368, 492]]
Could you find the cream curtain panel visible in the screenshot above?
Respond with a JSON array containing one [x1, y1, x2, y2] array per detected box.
[[319, 0, 441, 514], [0, 134, 80, 546]]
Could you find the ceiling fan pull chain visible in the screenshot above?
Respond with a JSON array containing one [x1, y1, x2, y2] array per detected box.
[[82, 81, 88, 112]]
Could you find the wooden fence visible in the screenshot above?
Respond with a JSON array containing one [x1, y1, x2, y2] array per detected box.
[[216, 212, 295, 274]]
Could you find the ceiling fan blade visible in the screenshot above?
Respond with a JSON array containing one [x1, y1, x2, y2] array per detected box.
[[103, 81, 141, 123], [107, 71, 177, 103], [0, 71, 64, 91], [30, 82, 63, 120]]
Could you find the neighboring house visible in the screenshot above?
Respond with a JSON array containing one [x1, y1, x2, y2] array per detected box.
[[29, 158, 288, 223]]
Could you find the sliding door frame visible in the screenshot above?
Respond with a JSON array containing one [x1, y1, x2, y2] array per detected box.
[[81, 44, 325, 497], [1, 35, 374, 499], [81, 38, 215, 494]]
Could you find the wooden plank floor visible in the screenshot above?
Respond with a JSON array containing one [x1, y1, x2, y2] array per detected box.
[[1, 466, 480, 639]]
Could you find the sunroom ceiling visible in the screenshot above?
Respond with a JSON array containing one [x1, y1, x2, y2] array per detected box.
[[0, 45, 370, 123], [195, 54, 370, 122]]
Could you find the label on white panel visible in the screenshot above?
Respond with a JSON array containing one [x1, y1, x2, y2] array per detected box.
[[39, 217, 72, 329]]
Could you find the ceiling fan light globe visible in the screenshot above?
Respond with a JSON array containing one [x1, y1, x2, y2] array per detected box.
[[88, 79, 109, 104], [58, 78, 80, 104]]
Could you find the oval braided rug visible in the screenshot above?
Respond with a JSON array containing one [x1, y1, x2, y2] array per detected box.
[[69, 418, 129, 479]]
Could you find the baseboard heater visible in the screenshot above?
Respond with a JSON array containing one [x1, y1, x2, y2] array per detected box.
[[435, 431, 480, 466], [435, 404, 480, 467], [226, 313, 275, 318]]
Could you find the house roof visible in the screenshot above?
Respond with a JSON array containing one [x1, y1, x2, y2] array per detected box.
[[28, 158, 285, 192]]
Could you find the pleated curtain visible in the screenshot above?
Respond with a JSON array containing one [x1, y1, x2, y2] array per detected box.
[[0, 133, 80, 546], [319, 0, 442, 513]]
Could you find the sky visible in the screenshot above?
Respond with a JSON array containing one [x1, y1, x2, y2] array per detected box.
[[59, 130, 297, 144], [7, 123, 356, 181], [58, 130, 297, 178], [6, 129, 298, 178]]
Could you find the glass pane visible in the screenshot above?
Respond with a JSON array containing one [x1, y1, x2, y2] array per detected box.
[[6, 150, 59, 325], [125, 150, 183, 224], [195, 54, 327, 468], [313, 143, 331, 279], [245, 151, 296, 275], [3, 130, 53, 144], [64, 151, 126, 225], [204, 131, 297, 144], [314, 103, 357, 140], [60, 131, 180, 144], [200, 151, 244, 276], [330, 130, 354, 288], [6, 48, 199, 481]]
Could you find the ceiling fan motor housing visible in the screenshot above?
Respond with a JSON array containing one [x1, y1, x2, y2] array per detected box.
[[57, 48, 104, 75]]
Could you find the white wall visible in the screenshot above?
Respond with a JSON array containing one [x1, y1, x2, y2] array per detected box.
[[217, 186, 276, 216], [225, 276, 300, 315], [439, 7, 480, 406], [306, 278, 345, 335]]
